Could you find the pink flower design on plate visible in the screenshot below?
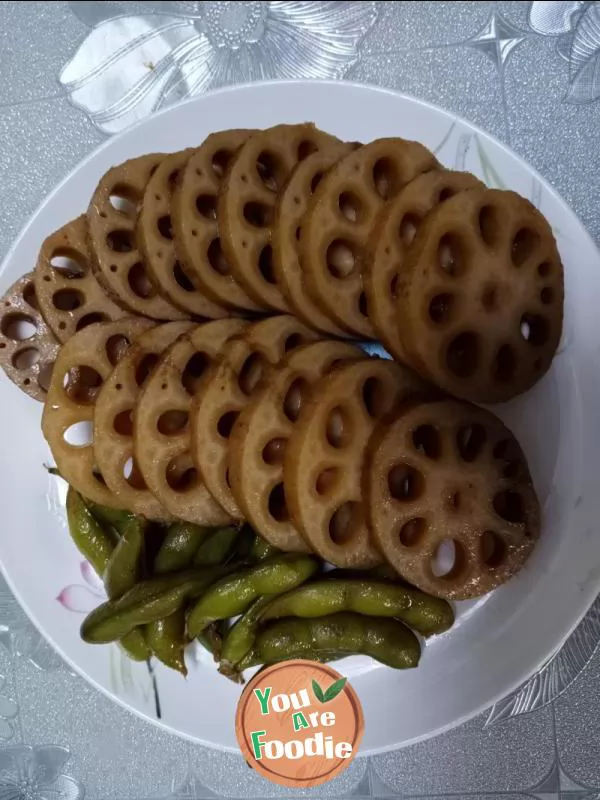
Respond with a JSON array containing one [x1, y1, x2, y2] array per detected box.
[[56, 561, 105, 614]]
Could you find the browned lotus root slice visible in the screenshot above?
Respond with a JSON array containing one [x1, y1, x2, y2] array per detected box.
[[93, 321, 194, 519], [0, 273, 60, 401], [137, 149, 229, 318], [397, 188, 564, 402], [229, 340, 365, 552], [365, 399, 540, 599], [365, 171, 484, 363], [34, 215, 128, 343], [87, 154, 187, 320], [218, 124, 340, 312], [300, 138, 440, 337], [272, 143, 355, 336], [284, 358, 429, 568], [171, 130, 260, 312], [191, 316, 320, 519], [135, 319, 248, 525], [42, 318, 154, 506]]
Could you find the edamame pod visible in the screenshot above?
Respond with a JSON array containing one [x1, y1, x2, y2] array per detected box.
[[249, 535, 280, 563], [85, 501, 136, 534], [81, 566, 232, 644], [187, 554, 319, 638], [261, 579, 454, 636], [67, 489, 151, 660], [65, 488, 116, 575], [193, 526, 239, 566], [145, 608, 187, 674], [119, 629, 152, 661], [103, 516, 147, 600], [219, 596, 272, 676], [197, 621, 225, 663], [154, 522, 212, 574], [238, 613, 421, 670]]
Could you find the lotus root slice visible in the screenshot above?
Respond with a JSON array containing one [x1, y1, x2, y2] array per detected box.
[[364, 399, 541, 599]]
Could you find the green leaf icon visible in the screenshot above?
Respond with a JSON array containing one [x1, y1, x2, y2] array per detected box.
[[312, 679, 325, 703], [323, 677, 347, 702]]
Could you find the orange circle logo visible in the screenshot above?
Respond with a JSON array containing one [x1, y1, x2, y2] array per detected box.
[[235, 659, 364, 787]]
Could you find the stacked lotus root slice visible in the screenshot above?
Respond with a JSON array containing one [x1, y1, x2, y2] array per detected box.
[[41, 315, 541, 600], [0, 122, 563, 600]]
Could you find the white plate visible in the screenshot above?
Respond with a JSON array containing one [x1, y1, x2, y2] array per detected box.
[[0, 80, 599, 755]]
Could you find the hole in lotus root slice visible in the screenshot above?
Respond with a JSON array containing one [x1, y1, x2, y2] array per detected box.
[[228, 339, 363, 552], [0, 273, 61, 402], [181, 351, 210, 396], [41, 318, 153, 506], [329, 501, 362, 545], [412, 424, 442, 460], [166, 453, 198, 493], [284, 357, 428, 567], [300, 138, 440, 338], [12, 347, 39, 371], [268, 482, 289, 522], [283, 377, 310, 422], [238, 352, 267, 397], [398, 517, 427, 547], [271, 143, 354, 337], [478, 205, 501, 248], [135, 353, 160, 387], [170, 130, 262, 312], [388, 463, 425, 501], [338, 191, 363, 223], [92, 321, 193, 519], [34, 216, 127, 344], [193, 316, 320, 521], [364, 398, 540, 599], [480, 531, 506, 568], [397, 188, 563, 402], [87, 154, 188, 319], [123, 456, 147, 490], [113, 409, 134, 437], [364, 170, 484, 363], [1, 313, 36, 341], [327, 239, 357, 280], [106, 334, 131, 367], [63, 420, 94, 447], [325, 405, 352, 449], [511, 227, 540, 267], [315, 467, 340, 496], [137, 148, 229, 319], [76, 313, 109, 331], [431, 539, 466, 579], [218, 124, 339, 312], [109, 184, 140, 218], [133, 319, 246, 526]]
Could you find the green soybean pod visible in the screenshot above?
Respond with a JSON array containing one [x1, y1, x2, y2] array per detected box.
[[145, 608, 187, 674], [193, 526, 239, 566], [85, 501, 136, 534], [249, 535, 280, 563], [103, 516, 147, 600], [219, 596, 272, 675], [197, 621, 226, 663], [244, 613, 421, 670], [261, 579, 454, 636], [81, 566, 232, 644], [187, 554, 319, 638], [66, 489, 151, 660], [119, 630, 152, 661], [66, 488, 117, 574], [154, 522, 212, 574]]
